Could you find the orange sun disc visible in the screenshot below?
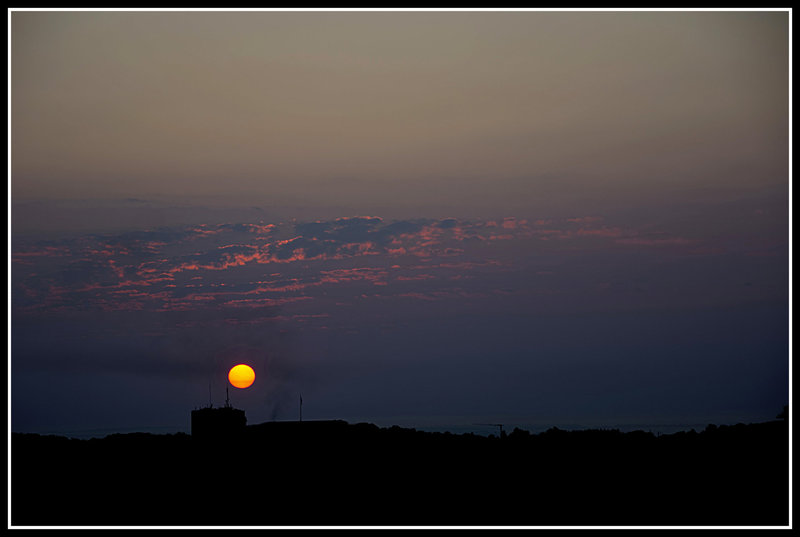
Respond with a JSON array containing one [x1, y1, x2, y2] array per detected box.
[[228, 364, 255, 389]]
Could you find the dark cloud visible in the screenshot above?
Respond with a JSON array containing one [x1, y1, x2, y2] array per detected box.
[[303, 216, 383, 245], [294, 221, 334, 238], [370, 220, 425, 245]]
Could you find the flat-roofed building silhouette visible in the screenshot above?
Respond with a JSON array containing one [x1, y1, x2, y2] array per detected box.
[[191, 388, 246, 438]]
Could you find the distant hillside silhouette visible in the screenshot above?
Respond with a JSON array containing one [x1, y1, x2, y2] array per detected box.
[[12, 418, 788, 526]]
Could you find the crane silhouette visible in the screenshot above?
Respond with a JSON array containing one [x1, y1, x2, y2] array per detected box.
[[475, 423, 505, 437]]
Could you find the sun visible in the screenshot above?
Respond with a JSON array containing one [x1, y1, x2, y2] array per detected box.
[[228, 364, 255, 389]]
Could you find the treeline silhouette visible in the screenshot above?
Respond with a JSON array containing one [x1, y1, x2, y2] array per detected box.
[[12, 418, 788, 526]]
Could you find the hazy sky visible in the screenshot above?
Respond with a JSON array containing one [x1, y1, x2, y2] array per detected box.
[[10, 9, 790, 437], [11, 10, 788, 213]]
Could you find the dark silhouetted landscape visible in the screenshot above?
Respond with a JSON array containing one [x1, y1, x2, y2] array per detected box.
[[12, 415, 788, 526]]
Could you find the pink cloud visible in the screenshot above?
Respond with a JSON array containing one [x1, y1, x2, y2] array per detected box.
[[396, 292, 438, 301], [576, 227, 625, 238], [616, 237, 693, 246], [108, 260, 125, 279], [396, 274, 436, 281], [566, 216, 603, 224], [189, 226, 223, 237], [451, 225, 485, 242], [246, 223, 277, 234], [220, 296, 313, 309], [319, 267, 389, 286], [335, 215, 383, 223], [340, 241, 379, 255], [502, 218, 518, 229]]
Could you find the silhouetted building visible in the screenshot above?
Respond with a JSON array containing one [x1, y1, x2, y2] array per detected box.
[[191, 405, 246, 438]]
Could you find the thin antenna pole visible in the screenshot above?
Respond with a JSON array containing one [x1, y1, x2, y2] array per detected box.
[[226, 385, 230, 408]]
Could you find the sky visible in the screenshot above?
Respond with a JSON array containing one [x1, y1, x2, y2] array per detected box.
[[9, 9, 790, 436]]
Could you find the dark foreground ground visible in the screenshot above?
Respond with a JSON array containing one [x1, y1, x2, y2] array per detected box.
[[12, 419, 789, 526]]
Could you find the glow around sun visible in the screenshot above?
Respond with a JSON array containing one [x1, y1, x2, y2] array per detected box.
[[228, 364, 255, 389]]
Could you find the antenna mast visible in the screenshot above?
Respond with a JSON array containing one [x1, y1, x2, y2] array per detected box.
[[225, 385, 230, 408]]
